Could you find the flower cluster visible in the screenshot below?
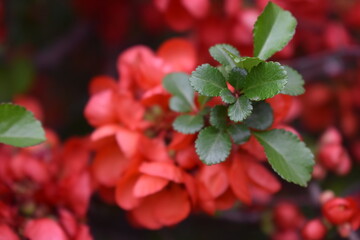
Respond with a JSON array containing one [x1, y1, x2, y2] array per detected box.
[[271, 191, 360, 240], [84, 38, 304, 229], [0, 99, 93, 239]]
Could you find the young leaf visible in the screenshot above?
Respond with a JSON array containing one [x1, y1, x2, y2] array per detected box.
[[244, 101, 273, 130], [163, 73, 195, 112], [253, 1, 297, 60], [281, 66, 305, 96], [209, 44, 240, 67], [241, 57, 263, 72], [228, 67, 247, 90], [227, 124, 251, 144], [173, 114, 204, 134], [220, 89, 236, 104], [228, 96, 253, 122], [189, 64, 227, 97], [195, 126, 232, 165], [243, 61, 287, 101], [253, 129, 315, 187], [210, 105, 228, 129], [0, 103, 46, 147]]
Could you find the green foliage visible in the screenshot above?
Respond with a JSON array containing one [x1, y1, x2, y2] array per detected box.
[[163, 73, 195, 112], [243, 62, 287, 101], [281, 66, 305, 96], [228, 96, 253, 122], [253, 1, 297, 60], [210, 105, 228, 129], [164, 1, 314, 187], [253, 129, 315, 186], [173, 114, 204, 134], [0, 103, 46, 147], [195, 126, 232, 165], [189, 64, 227, 97], [220, 89, 236, 104], [228, 67, 247, 90], [244, 101, 273, 130], [227, 124, 251, 144], [209, 44, 240, 67]]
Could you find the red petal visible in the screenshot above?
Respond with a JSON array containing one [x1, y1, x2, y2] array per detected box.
[[157, 38, 197, 73], [168, 132, 195, 150], [0, 224, 19, 240], [24, 218, 68, 240], [88, 75, 118, 95], [92, 144, 129, 187], [215, 188, 236, 210], [115, 128, 140, 158], [139, 161, 183, 182], [91, 125, 120, 142], [128, 196, 162, 230], [181, 0, 209, 18], [229, 154, 252, 204], [115, 174, 141, 210], [140, 137, 172, 162], [84, 90, 116, 127], [74, 225, 93, 240], [153, 184, 191, 226], [163, 0, 194, 31], [246, 160, 281, 194], [133, 174, 168, 197], [198, 164, 228, 198], [59, 208, 77, 238], [175, 146, 198, 170]]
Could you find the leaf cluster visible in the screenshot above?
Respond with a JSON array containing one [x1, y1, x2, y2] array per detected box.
[[163, 2, 313, 186]]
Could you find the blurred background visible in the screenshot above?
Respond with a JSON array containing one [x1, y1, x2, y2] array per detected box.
[[1, 0, 360, 239]]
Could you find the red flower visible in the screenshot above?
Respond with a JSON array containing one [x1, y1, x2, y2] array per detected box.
[[301, 219, 327, 240], [322, 197, 358, 225]]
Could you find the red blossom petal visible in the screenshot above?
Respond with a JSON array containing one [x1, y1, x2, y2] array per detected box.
[[75, 225, 93, 240], [115, 128, 140, 158], [175, 146, 199, 169], [91, 125, 120, 142], [133, 174, 169, 197], [181, 0, 209, 18], [215, 189, 237, 210], [88, 75, 118, 95], [157, 38, 197, 73], [0, 224, 19, 240], [140, 137, 172, 162], [24, 218, 68, 240], [84, 90, 116, 127], [115, 174, 142, 210], [139, 161, 183, 183], [229, 154, 251, 205], [128, 196, 163, 230], [168, 132, 195, 150], [198, 164, 228, 198], [163, 0, 194, 31], [92, 144, 130, 187], [153, 184, 191, 226], [246, 160, 281, 194]]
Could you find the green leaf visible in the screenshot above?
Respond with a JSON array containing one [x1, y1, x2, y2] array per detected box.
[[209, 44, 240, 67], [244, 101, 273, 130], [210, 105, 228, 129], [0, 103, 46, 147], [253, 129, 314, 186], [195, 126, 232, 165], [253, 1, 297, 60], [228, 67, 247, 90], [220, 89, 236, 104], [228, 96, 253, 122], [281, 66, 305, 96], [173, 114, 204, 134], [163, 73, 195, 112], [243, 61, 287, 101], [227, 124, 251, 144], [190, 64, 227, 97], [241, 57, 263, 72]]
